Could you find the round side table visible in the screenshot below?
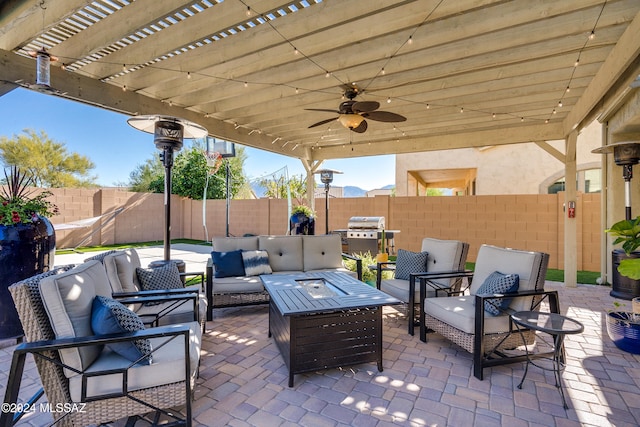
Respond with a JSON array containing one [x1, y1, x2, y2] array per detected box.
[[511, 311, 584, 409]]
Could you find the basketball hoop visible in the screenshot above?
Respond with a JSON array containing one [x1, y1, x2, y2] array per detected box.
[[204, 150, 223, 175]]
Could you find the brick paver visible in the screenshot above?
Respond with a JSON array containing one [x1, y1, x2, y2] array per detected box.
[[1, 246, 639, 426]]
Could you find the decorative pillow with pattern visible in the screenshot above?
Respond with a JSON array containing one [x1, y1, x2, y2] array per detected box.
[[394, 249, 429, 280], [91, 296, 152, 364], [476, 271, 520, 316], [136, 262, 184, 292], [242, 250, 272, 276]]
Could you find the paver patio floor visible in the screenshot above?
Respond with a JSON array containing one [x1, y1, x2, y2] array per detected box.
[[1, 245, 639, 426]]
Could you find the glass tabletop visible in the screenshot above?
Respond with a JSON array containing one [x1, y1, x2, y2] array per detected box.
[[511, 311, 584, 335]]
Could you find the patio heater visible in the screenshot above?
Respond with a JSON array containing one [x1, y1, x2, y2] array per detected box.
[[592, 140, 640, 298], [128, 115, 208, 261], [316, 169, 342, 234]]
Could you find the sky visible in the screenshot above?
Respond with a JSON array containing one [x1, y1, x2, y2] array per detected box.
[[0, 88, 395, 190]]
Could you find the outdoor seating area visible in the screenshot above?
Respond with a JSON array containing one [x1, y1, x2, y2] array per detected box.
[[1, 244, 639, 427]]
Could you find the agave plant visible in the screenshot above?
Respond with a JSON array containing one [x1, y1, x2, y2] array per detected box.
[[606, 216, 640, 280], [0, 166, 58, 226]]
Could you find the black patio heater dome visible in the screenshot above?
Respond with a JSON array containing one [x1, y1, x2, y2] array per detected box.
[[128, 115, 208, 261], [592, 140, 640, 299]]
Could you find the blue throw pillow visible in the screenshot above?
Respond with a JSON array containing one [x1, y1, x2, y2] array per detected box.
[[395, 249, 429, 280], [91, 296, 152, 365], [211, 250, 246, 278], [476, 271, 520, 316]]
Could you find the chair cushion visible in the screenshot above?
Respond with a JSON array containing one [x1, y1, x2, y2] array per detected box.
[[476, 271, 520, 316], [39, 261, 114, 377], [91, 296, 152, 365], [136, 262, 184, 292], [470, 245, 544, 313], [395, 249, 428, 280], [68, 322, 202, 402], [420, 238, 469, 288], [424, 296, 514, 335], [302, 234, 343, 271], [211, 250, 246, 278], [242, 250, 272, 276], [259, 236, 303, 272], [103, 249, 142, 293]]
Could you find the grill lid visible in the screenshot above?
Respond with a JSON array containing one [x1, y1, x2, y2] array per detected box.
[[347, 216, 385, 229]]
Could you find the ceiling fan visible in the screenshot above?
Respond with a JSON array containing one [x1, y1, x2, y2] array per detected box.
[[306, 85, 407, 133]]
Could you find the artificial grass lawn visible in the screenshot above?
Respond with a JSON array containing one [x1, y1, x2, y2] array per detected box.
[[55, 238, 209, 255]]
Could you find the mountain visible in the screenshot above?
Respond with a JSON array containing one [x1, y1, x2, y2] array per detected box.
[[343, 186, 366, 197]]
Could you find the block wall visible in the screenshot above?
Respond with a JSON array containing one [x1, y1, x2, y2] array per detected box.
[[38, 188, 601, 271]]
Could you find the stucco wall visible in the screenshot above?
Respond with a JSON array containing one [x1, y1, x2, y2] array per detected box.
[[396, 120, 603, 195]]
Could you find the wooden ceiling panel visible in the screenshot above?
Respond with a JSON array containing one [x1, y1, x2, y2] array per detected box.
[[0, 0, 639, 161]]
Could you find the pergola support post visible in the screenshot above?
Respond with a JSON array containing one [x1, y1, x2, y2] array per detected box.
[[564, 131, 578, 288]]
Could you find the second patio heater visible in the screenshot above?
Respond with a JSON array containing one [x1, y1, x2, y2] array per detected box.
[[128, 115, 208, 260], [592, 140, 640, 299], [316, 169, 342, 234]]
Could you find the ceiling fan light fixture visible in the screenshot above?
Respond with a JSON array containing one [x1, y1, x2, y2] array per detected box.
[[338, 114, 364, 129]]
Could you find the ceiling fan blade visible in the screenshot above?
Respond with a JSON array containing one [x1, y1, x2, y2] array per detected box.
[[308, 117, 338, 128], [363, 111, 407, 122], [351, 120, 368, 133], [305, 108, 340, 114], [352, 101, 379, 113]]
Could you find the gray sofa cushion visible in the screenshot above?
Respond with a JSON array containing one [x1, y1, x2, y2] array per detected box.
[[259, 235, 303, 272], [211, 276, 264, 294], [302, 235, 343, 271], [212, 236, 259, 252]]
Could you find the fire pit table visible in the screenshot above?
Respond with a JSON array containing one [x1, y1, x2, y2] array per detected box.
[[260, 271, 401, 387]]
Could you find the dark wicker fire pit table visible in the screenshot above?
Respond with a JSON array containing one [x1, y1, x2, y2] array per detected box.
[[260, 271, 401, 387]]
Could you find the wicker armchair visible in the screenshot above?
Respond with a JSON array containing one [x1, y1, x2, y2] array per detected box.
[[419, 244, 559, 380], [376, 237, 470, 335], [101, 249, 207, 332], [1, 262, 201, 427]]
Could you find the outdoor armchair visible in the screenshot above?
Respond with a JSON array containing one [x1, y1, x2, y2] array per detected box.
[[419, 244, 559, 380], [101, 249, 207, 331], [1, 261, 201, 427], [376, 237, 470, 335]]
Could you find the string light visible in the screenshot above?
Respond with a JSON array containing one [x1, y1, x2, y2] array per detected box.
[[408, 35, 413, 45], [246, 6, 251, 17], [122, 85, 126, 92], [566, 86, 570, 93], [492, 113, 496, 119], [294, 46, 299, 55], [381, 67, 385, 75], [558, 100, 563, 107], [589, 30, 595, 40], [244, 81, 248, 87], [386, 97, 391, 103], [460, 107, 464, 113], [187, 72, 191, 79], [325, 71, 330, 78], [574, 58, 580, 67]]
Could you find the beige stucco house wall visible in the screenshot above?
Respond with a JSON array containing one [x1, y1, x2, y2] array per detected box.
[[396, 120, 603, 196]]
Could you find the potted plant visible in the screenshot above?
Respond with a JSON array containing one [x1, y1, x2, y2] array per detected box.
[[605, 216, 640, 353], [0, 166, 58, 339], [290, 204, 315, 235], [343, 251, 393, 287]]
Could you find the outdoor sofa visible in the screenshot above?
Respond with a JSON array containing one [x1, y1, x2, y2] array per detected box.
[[205, 234, 362, 318]]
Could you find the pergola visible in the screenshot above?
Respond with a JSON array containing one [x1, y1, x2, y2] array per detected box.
[[1, 0, 640, 286]]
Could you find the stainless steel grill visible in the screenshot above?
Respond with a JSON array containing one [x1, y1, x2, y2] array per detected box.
[[334, 216, 399, 255]]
